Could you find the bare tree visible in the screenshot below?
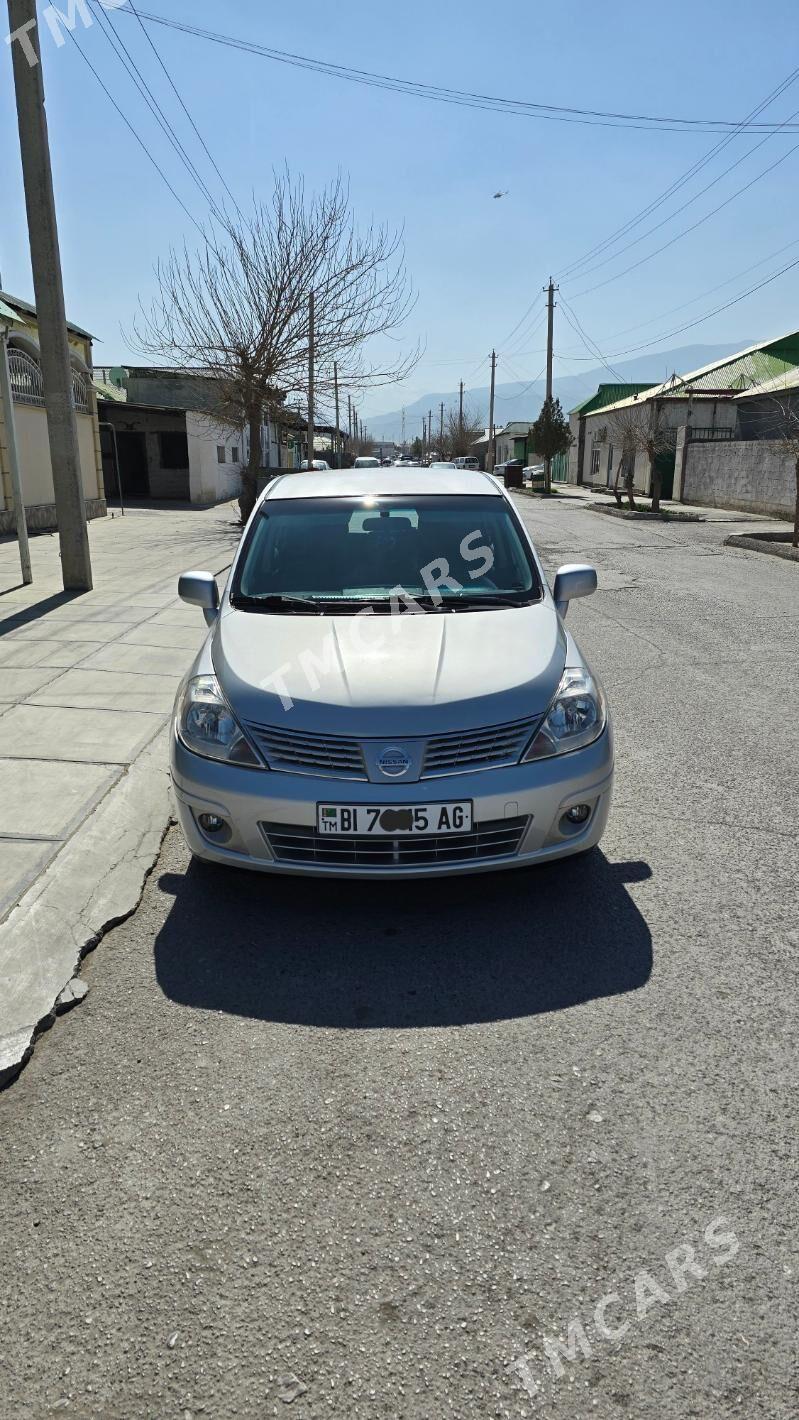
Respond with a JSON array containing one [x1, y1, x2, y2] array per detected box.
[[442, 401, 484, 459], [604, 396, 675, 514], [132, 171, 418, 520]]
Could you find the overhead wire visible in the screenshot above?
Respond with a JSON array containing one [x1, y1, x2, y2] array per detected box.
[[116, 10, 799, 136], [567, 98, 799, 288], [570, 129, 799, 301], [557, 295, 629, 383], [86, 0, 230, 227], [125, 0, 243, 221], [557, 64, 799, 280], [64, 27, 209, 242]]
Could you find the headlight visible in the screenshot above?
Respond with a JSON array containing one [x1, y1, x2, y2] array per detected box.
[[522, 667, 606, 760], [177, 675, 263, 767]]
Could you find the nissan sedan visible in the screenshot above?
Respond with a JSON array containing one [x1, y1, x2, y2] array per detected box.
[[171, 469, 613, 877]]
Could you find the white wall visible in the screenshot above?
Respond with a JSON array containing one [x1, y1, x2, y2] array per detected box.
[[683, 441, 796, 518], [6, 403, 100, 508], [186, 411, 243, 504]]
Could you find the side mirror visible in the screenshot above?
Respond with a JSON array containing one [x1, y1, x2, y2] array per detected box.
[[179, 570, 219, 626], [552, 564, 597, 617]]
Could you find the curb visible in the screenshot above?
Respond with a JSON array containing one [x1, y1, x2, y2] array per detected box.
[[0, 728, 174, 1090]]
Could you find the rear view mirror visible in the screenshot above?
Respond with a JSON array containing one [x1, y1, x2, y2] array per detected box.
[[179, 570, 219, 626], [552, 564, 597, 617]]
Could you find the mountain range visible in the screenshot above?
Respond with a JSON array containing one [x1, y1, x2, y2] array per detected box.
[[363, 342, 750, 444]]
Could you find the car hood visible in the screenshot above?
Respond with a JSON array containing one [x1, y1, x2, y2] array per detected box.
[[213, 602, 566, 736]]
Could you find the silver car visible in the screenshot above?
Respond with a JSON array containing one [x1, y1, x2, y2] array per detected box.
[[172, 469, 613, 877]]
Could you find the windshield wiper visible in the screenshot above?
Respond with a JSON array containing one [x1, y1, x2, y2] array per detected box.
[[445, 594, 532, 610], [230, 593, 324, 614]]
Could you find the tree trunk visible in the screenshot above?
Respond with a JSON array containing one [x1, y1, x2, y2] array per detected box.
[[613, 459, 623, 506], [544, 456, 552, 497], [238, 409, 262, 524], [650, 454, 661, 515], [793, 456, 799, 548]]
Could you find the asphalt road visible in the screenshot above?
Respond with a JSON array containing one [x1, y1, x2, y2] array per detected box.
[[1, 497, 797, 1419]]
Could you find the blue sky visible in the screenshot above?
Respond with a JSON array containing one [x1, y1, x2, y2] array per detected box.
[[2, 0, 799, 426]]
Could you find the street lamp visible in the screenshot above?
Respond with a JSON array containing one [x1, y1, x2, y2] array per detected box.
[[0, 296, 32, 584]]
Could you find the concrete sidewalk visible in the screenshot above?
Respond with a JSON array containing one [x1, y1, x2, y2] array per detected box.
[[537, 479, 795, 527], [0, 503, 240, 1083]]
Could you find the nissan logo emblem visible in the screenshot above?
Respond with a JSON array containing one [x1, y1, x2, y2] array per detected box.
[[377, 745, 411, 778]]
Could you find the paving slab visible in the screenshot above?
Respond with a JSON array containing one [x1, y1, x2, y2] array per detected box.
[[28, 667, 182, 713], [0, 840, 59, 922], [6, 619, 134, 644], [0, 703, 162, 764], [0, 758, 120, 836], [0, 667, 59, 702], [118, 622, 206, 650], [79, 640, 199, 675]]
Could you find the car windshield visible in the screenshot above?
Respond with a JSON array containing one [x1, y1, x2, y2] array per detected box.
[[232, 495, 541, 613]]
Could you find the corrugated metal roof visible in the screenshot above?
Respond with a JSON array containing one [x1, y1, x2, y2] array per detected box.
[[570, 383, 657, 416], [0, 297, 24, 326], [594, 330, 799, 417], [0, 289, 94, 340]]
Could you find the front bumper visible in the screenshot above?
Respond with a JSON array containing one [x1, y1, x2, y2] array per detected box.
[[170, 724, 614, 878]]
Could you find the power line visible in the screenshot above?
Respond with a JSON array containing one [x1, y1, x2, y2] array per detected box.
[[125, 0, 242, 220], [557, 295, 628, 383], [557, 65, 799, 280], [568, 97, 799, 286], [561, 232, 799, 352], [64, 27, 209, 242], [595, 254, 799, 361], [86, 0, 229, 226], [495, 363, 548, 402], [117, 9, 799, 135], [570, 129, 799, 300], [498, 293, 544, 350]]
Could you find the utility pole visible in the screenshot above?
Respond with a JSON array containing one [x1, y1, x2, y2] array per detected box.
[[8, 0, 92, 590], [545, 277, 557, 403], [401, 407, 405, 450], [544, 277, 558, 494], [458, 380, 464, 444], [487, 349, 496, 473], [333, 359, 340, 468], [439, 401, 444, 453], [422, 417, 426, 451], [0, 315, 32, 584], [306, 289, 315, 464], [428, 407, 433, 456]]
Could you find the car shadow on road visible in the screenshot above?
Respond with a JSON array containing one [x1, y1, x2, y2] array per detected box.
[[154, 850, 653, 1029]]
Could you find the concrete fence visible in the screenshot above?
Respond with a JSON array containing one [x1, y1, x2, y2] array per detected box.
[[682, 440, 796, 519]]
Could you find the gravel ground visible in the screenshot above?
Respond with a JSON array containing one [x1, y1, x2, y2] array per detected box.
[[1, 499, 796, 1419]]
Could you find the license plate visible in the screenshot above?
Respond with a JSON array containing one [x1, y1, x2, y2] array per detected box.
[[317, 802, 473, 836]]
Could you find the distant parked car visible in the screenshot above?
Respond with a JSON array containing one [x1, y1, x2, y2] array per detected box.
[[300, 459, 330, 471], [453, 456, 480, 471], [353, 456, 381, 469]]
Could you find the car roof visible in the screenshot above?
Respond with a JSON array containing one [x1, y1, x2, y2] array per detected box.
[[261, 469, 503, 500]]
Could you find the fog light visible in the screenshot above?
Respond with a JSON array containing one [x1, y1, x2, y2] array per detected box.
[[566, 803, 591, 824], [198, 812, 227, 834]]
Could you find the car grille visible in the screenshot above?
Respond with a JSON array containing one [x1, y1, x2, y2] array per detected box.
[[421, 718, 538, 776], [245, 717, 538, 780], [245, 722, 367, 779], [261, 816, 530, 868]]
